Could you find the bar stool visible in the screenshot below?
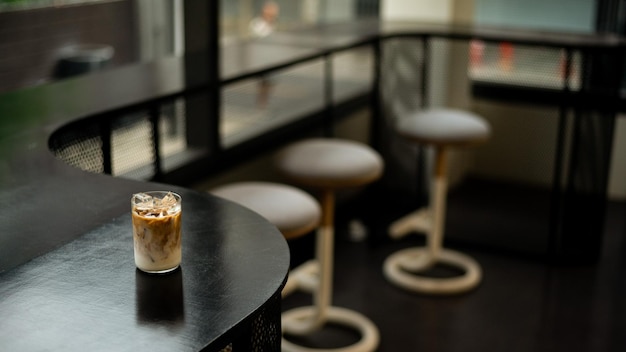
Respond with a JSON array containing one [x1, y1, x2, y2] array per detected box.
[[210, 181, 321, 241], [275, 138, 383, 352], [385, 108, 490, 295]]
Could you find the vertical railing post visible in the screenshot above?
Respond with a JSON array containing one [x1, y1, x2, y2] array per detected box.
[[421, 35, 430, 109], [548, 47, 573, 260], [101, 118, 112, 175], [323, 52, 335, 137], [370, 38, 382, 150], [149, 104, 163, 180]]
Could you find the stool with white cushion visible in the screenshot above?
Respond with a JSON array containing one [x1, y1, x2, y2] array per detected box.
[[275, 138, 383, 352], [211, 181, 321, 241], [385, 108, 491, 295], [211, 181, 328, 326]]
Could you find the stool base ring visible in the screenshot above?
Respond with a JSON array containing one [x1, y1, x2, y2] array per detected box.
[[282, 306, 380, 352], [383, 247, 481, 295]]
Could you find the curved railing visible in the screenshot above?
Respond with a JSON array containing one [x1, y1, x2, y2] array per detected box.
[[44, 20, 626, 262], [48, 21, 626, 181]]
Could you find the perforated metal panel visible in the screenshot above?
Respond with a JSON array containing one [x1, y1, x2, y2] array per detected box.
[[111, 113, 156, 179], [381, 38, 425, 117], [50, 124, 105, 174], [49, 95, 191, 181], [216, 292, 282, 351], [250, 292, 281, 351], [378, 37, 427, 195]]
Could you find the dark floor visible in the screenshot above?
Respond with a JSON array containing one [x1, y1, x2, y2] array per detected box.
[[280, 187, 626, 351]]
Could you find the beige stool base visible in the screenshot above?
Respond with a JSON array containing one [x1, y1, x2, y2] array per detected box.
[[282, 306, 380, 352], [388, 208, 430, 239], [384, 247, 481, 295], [282, 260, 319, 297]]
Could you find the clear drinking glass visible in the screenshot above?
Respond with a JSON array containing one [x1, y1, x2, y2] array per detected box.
[[131, 191, 182, 274]]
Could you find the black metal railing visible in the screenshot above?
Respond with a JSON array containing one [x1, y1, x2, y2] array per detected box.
[[47, 22, 626, 263]]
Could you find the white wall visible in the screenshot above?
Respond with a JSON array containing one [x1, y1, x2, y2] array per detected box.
[[381, 0, 452, 22]]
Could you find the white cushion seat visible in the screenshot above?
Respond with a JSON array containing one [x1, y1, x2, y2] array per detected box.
[[211, 181, 321, 240], [397, 108, 491, 146], [275, 138, 384, 189]]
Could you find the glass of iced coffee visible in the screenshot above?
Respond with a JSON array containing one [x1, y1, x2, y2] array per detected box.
[[131, 191, 182, 274]]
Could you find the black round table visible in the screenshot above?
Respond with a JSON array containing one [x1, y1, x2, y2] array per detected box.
[[0, 42, 290, 351], [0, 140, 290, 352]]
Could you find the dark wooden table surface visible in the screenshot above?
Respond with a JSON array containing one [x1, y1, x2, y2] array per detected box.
[[0, 183, 289, 351]]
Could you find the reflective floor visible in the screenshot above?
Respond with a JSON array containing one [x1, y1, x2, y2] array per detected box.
[[281, 196, 626, 351]]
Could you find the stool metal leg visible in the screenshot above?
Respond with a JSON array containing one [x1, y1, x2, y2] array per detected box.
[[282, 260, 319, 297], [282, 190, 380, 352], [429, 147, 447, 261], [384, 147, 482, 295], [388, 208, 431, 239], [282, 191, 333, 335]]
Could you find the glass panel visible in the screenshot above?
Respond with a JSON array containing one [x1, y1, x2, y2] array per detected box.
[[0, 0, 182, 93], [50, 125, 104, 174], [221, 0, 313, 42], [472, 0, 591, 92], [111, 113, 155, 179], [220, 0, 379, 41], [221, 59, 325, 147], [332, 45, 373, 102], [469, 41, 582, 90]]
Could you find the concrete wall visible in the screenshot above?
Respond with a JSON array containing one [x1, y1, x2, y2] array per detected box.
[[0, 1, 138, 93]]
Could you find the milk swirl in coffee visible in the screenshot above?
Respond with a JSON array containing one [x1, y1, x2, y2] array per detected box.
[[131, 191, 182, 273]]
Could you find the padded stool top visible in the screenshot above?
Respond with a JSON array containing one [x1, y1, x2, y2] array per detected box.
[[211, 182, 321, 240], [276, 138, 384, 189], [397, 108, 491, 146]]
